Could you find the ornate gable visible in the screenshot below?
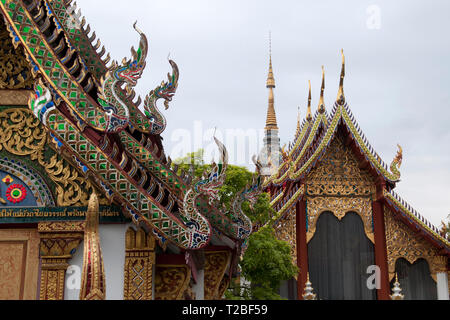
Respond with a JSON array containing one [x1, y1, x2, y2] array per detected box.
[[384, 207, 448, 282], [304, 132, 376, 243], [305, 132, 375, 197]]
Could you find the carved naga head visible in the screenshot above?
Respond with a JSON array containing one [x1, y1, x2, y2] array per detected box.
[[241, 155, 263, 208], [194, 137, 228, 203], [153, 59, 179, 110], [111, 22, 148, 89]]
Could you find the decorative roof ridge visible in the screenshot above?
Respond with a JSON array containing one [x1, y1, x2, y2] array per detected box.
[[271, 184, 304, 227], [289, 113, 312, 157], [340, 101, 396, 177], [46, 0, 163, 135], [283, 101, 400, 184], [384, 188, 450, 249], [263, 110, 328, 188], [49, 0, 113, 75], [259, 185, 304, 231]]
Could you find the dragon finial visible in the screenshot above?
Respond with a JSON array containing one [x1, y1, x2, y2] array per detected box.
[[193, 137, 228, 203], [389, 144, 403, 181], [111, 21, 148, 88], [143, 59, 179, 135], [394, 144, 403, 168], [252, 155, 262, 175], [97, 22, 149, 132]]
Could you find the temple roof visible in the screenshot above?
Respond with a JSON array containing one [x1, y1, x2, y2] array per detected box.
[[265, 51, 450, 254], [0, 0, 258, 254]]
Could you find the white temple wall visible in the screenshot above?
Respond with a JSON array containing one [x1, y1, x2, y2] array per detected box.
[[64, 223, 131, 300], [436, 272, 449, 300]]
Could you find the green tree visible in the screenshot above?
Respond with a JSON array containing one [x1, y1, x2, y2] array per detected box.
[[173, 149, 298, 300]]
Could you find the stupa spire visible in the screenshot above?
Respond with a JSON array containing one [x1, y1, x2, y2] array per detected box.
[[265, 32, 278, 130]]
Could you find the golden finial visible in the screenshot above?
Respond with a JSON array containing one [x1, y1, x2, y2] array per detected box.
[[295, 106, 301, 136], [265, 32, 278, 130], [306, 80, 312, 121], [318, 66, 325, 113], [266, 32, 275, 88], [337, 49, 345, 104]]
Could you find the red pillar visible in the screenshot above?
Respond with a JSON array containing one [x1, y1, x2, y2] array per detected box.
[[372, 200, 390, 300], [296, 199, 308, 299]]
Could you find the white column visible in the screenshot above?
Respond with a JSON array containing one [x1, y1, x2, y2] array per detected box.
[[192, 269, 204, 300], [98, 224, 129, 300], [436, 272, 449, 300]]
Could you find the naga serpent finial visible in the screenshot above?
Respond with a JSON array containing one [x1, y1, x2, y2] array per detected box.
[[281, 144, 289, 162], [97, 22, 148, 132], [252, 155, 262, 175], [389, 144, 403, 180], [143, 59, 179, 135], [337, 49, 345, 104], [193, 137, 228, 203], [394, 144, 403, 168], [318, 66, 326, 114]]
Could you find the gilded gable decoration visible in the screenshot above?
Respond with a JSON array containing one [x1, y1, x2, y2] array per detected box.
[[0, 108, 95, 206], [274, 206, 297, 267], [384, 207, 447, 282], [306, 196, 374, 243], [305, 135, 375, 197]]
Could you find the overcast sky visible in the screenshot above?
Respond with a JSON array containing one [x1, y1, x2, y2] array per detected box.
[[76, 0, 450, 227]]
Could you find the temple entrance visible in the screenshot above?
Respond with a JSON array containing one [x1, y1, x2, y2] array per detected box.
[[392, 258, 437, 300], [307, 211, 377, 300]]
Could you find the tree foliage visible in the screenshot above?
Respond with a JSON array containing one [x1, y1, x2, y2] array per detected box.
[[173, 149, 298, 300]]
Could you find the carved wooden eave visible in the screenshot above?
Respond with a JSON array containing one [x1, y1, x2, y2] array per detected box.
[[203, 246, 232, 300], [154, 254, 191, 300]]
